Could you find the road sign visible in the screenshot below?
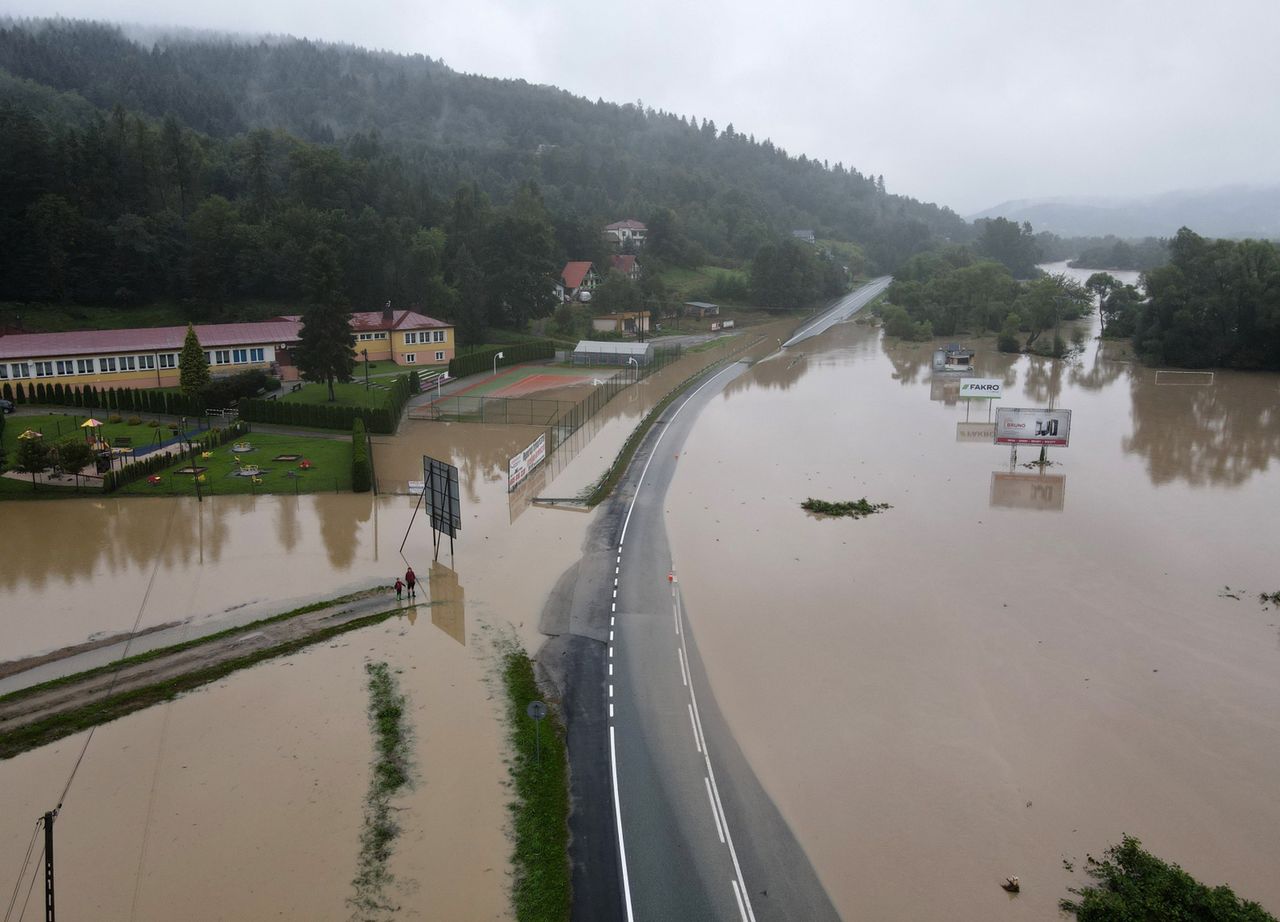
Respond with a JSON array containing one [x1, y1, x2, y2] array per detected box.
[[526, 701, 548, 721], [959, 377, 1003, 399], [994, 407, 1072, 447]]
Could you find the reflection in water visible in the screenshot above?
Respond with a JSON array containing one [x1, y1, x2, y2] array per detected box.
[[428, 562, 466, 645], [1124, 371, 1280, 487], [1022, 354, 1067, 407], [316, 494, 373, 568], [957, 422, 997, 443], [989, 471, 1067, 511], [1070, 339, 1133, 392]]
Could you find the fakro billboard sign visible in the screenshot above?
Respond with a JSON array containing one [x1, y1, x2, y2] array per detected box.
[[959, 378, 1003, 399], [994, 407, 1072, 447]]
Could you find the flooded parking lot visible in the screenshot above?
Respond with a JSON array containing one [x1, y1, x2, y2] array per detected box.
[[668, 314, 1280, 919]]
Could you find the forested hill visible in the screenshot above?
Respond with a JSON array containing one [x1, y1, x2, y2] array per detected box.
[[0, 18, 963, 271]]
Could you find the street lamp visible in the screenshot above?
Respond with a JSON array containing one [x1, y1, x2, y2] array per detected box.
[[627, 356, 638, 383], [362, 348, 370, 390], [493, 351, 504, 377]]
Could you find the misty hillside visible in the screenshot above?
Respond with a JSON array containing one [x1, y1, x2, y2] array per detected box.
[[970, 186, 1280, 239], [0, 18, 964, 270]]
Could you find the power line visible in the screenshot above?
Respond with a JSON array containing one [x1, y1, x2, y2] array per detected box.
[[3, 819, 40, 922], [14, 844, 41, 922]]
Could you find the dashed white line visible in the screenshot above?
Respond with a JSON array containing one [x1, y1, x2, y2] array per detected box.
[[609, 630, 614, 641], [688, 704, 702, 753], [610, 703, 614, 718], [677, 648, 689, 686], [609, 663, 614, 676], [704, 776, 726, 843]]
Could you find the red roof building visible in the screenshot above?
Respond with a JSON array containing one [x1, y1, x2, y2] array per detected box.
[[610, 254, 640, 280]]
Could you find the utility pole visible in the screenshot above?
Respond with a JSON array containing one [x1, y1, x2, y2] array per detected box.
[[44, 809, 56, 922]]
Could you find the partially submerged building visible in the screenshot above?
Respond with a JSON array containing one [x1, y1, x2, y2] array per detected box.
[[932, 343, 975, 372]]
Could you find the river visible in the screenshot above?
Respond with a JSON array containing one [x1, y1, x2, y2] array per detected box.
[[666, 301, 1280, 919]]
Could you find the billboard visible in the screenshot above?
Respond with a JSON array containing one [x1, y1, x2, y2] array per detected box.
[[990, 472, 1067, 512], [994, 407, 1072, 446], [508, 433, 547, 492], [959, 378, 1003, 399]]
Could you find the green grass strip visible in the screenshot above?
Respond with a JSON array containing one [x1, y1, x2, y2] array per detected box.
[[503, 649, 570, 922], [0, 604, 408, 759], [801, 498, 892, 518], [349, 661, 413, 917], [0, 588, 387, 706]]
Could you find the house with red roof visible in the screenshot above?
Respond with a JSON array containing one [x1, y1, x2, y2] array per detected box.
[[603, 219, 647, 248], [560, 261, 601, 302], [0, 304, 453, 393]]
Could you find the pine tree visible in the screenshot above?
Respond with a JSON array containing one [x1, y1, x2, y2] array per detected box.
[[295, 243, 355, 401], [179, 324, 211, 398]]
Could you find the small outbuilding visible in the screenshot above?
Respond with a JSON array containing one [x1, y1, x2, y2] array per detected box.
[[932, 342, 975, 372], [572, 340, 655, 367], [591, 311, 650, 335], [683, 301, 719, 318]]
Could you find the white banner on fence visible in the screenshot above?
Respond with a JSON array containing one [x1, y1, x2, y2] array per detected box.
[[959, 377, 1003, 399], [507, 433, 547, 492], [994, 407, 1072, 446]]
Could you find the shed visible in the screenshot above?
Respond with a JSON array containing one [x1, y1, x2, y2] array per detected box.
[[572, 340, 655, 367], [684, 301, 719, 318]]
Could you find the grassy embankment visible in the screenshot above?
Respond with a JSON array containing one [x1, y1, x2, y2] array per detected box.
[[117, 431, 353, 495], [0, 588, 406, 759], [350, 661, 414, 916], [502, 646, 570, 922]]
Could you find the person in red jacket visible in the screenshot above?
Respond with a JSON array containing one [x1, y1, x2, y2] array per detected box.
[[394, 578, 405, 601], [405, 567, 417, 598]]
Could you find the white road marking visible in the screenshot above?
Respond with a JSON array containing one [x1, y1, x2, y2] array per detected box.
[[609, 663, 614, 676], [610, 703, 614, 718], [610, 646, 614, 659], [731, 880, 749, 922], [609, 684, 614, 698], [609, 725, 636, 922], [705, 776, 725, 843], [609, 630, 614, 641], [677, 648, 689, 686], [688, 704, 702, 754]]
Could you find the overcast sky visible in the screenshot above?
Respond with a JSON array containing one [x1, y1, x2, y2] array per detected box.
[[8, 0, 1280, 213]]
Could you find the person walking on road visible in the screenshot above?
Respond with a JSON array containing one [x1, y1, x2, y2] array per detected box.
[[405, 566, 417, 598], [394, 578, 405, 601]]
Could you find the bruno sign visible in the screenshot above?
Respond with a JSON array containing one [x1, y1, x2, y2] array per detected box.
[[994, 407, 1072, 447]]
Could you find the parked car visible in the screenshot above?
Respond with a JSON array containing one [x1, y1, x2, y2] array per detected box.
[[0, 398, 15, 414]]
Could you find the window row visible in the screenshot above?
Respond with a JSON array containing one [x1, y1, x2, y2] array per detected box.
[[401, 352, 447, 365], [2, 347, 267, 379], [403, 330, 447, 345], [355, 332, 389, 341]]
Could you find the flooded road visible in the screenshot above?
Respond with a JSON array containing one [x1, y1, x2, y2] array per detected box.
[[0, 421, 592, 918], [667, 315, 1280, 919]]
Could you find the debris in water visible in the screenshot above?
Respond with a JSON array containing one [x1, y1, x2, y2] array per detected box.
[[801, 498, 891, 519], [1002, 876, 1021, 893]]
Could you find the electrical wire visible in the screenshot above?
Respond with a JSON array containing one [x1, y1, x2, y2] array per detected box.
[[53, 502, 179, 812], [13, 843, 41, 922], [3, 818, 41, 922]]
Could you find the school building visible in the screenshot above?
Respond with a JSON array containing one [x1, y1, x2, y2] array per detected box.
[[0, 309, 453, 393]]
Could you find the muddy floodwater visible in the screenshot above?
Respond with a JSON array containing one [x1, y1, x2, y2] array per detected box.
[[0, 422, 592, 918], [668, 315, 1280, 919]]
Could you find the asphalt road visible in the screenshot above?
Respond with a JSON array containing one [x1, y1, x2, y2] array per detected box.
[[782, 275, 892, 347], [543, 282, 891, 921]]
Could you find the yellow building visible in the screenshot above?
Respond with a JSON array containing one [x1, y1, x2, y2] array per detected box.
[[0, 308, 453, 393]]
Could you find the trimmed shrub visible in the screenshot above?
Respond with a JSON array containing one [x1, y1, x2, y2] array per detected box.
[[351, 418, 371, 493], [408, 369, 421, 394]]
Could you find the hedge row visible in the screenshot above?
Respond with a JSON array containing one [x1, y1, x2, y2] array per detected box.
[[448, 341, 556, 379], [351, 418, 371, 493], [102, 421, 249, 493], [237, 374, 412, 435], [1, 380, 207, 417]]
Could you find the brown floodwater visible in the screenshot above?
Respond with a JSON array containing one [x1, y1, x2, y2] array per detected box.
[[0, 420, 593, 918], [667, 314, 1280, 920]]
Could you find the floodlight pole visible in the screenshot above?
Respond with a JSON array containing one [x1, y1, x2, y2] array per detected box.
[[494, 351, 504, 377], [362, 349, 370, 391]]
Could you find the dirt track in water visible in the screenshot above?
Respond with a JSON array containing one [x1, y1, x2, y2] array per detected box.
[[0, 591, 405, 754]]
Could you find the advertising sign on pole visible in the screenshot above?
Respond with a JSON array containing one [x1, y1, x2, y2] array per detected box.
[[994, 407, 1072, 447], [508, 433, 548, 492], [959, 378, 1003, 399]]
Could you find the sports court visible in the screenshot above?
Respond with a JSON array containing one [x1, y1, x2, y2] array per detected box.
[[454, 364, 620, 399]]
